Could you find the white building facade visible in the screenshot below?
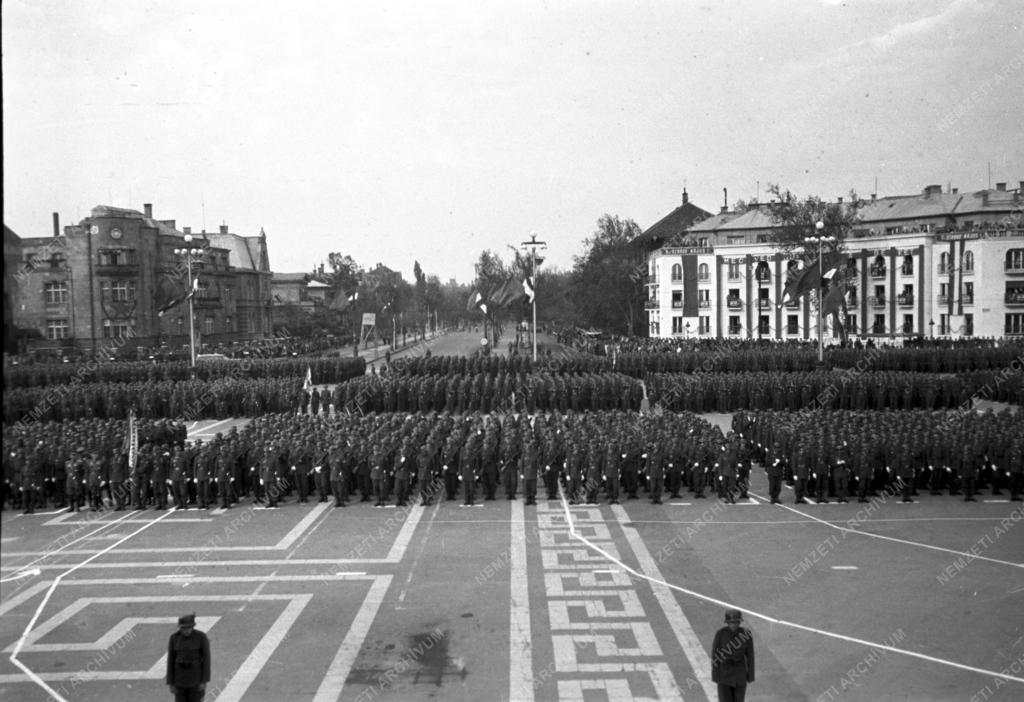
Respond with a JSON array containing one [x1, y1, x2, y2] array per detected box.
[[645, 183, 1024, 341]]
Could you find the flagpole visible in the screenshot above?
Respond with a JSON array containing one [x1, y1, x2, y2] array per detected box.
[[520, 232, 547, 362], [804, 222, 835, 366], [174, 234, 204, 371]]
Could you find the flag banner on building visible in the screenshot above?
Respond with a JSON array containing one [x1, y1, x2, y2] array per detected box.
[[821, 281, 848, 318], [780, 253, 842, 305], [467, 286, 491, 314], [682, 255, 699, 316], [157, 276, 198, 317], [523, 276, 535, 304]]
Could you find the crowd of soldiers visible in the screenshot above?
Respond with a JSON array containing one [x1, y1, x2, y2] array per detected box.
[[3, 356, 365, 390], [646, 369, 1024, 412], [330, 372, 645, 415], [2, 417, 186, 513], [4, 378, 311, 424], [8, 406, 1020, 514], [734, 409, 1024, 502]]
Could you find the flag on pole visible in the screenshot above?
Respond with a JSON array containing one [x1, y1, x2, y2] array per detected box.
[[821, 281, 847, 318], [157, 277, 198, 317], [523, 276, 535, 304], [125, 410, 138, 470], [303, 366, 313, 394]]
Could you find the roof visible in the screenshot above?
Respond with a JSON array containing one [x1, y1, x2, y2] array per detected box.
[[89, 205, 184, 238], [206, 232, 269, 272], [637, 199, 713, 249], [858, 193, 961, 223], [273, 272, 309, 283], [4, 225, 22, 247]]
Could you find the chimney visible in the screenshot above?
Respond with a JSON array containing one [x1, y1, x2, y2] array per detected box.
[[995, 182, 1006, 191], [219, 224, 229, 234], [682, 188, 689, 205], [723, 187, 728, 211], [183, 226, 191, 235], [53, 212, 60, 238], [922, 184, 942, 197], [838, 196, 843, 204], [871, 193, 876, 201], [144, 203, 153, 218], [952, 188, 958, 194]]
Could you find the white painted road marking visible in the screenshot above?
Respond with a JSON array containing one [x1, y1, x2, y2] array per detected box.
[[509, 498, 534, 702]]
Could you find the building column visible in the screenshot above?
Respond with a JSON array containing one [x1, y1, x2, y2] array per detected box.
[[745, 255, 753, 339], [774, 254, 783, 340], [888, 247, 897, 337]]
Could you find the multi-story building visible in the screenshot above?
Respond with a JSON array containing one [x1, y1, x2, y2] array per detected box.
[[645, 182, 1024, 340], [8, 203, 273, 355]]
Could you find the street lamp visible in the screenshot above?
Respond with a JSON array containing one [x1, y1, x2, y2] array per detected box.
[[173, 234, 204, 369], [929, 319, 935, 339], [520, 232, 548, 362], [684, 321, 691, 340], [804, 221, 836, 365]]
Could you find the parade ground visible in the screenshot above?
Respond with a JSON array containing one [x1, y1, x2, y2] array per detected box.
[[2, 454, 1022, 701], [2, 332, 1022, 701]]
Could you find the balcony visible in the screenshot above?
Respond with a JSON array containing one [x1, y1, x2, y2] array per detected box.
[[897, 293, 914, 306], [644, 300, 659, 309], [937, 294, 949, 305], [869, 295, 886, 307], [194, 296, 222, 308], [784, 299, 800, 308], [726, 298, 743, 309], [962, 294, 974, 305], [900, 265, 914, 276], [758, 299, 773, 309], [871, 323, 886, 334], [728, 325, 742, 335], [698, 299, 711, 309], [727, 272, 741, 281], [671, 301, 683, 309], [901, 323, 914, 334], [786, 325, 799, 335], [962, 266, 974, 276], [1007, 261, 1024, 274], [937, 264, 948, 275], [848, 293, 858, 306], [697, 274, 710, 282], [870, 265, 887, 278], [1005, 291, 1024, 305]]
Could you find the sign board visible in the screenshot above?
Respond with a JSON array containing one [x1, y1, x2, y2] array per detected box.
[[361, 312, 376, 326]]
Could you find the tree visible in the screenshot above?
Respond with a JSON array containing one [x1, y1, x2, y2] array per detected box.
[[569, 214, 645, 336], [766, 185, 865, 343]]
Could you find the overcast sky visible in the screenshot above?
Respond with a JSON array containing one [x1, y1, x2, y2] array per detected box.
[[4, 0, 1022, 283]]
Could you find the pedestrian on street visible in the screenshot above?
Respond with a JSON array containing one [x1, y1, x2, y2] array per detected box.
[[711, 609, 755, 702], [166, 613, 210, 702]]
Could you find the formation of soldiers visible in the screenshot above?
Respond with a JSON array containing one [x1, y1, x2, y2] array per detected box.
[[734, 409, 1024, 502], [3, 356, 365, 390], [331, 372, 645, 415], [384, 353, 609, 377], [2, 417, 186, 513], [4, 377, 308, 423], [646, 369, 1024, 412]]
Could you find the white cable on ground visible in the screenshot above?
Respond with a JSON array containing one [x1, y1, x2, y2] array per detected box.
[[747, 491, 1023, 569], [557, 487, 1024, 686], [9, 509, 176, 702]]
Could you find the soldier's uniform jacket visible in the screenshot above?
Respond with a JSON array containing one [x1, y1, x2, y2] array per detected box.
[[166, 629, 210, 690]]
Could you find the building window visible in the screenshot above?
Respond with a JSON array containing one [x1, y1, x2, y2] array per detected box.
[[698, 238, 708, 248], [671, 291, 683, 309], [111, 280, 134, 302], [204, 317, 215, 335], [49, 253, 66, 269], [698, 289, 710, 308], [755, 262, 770, 282], [46, 319, 69, 340], [225, 316, 233, 332], [963, 251, 974, 273], [98, 249, 136, 266], [939, 252, 949, 274], [727, 236, 745, 245], [902, 314, 914, 334], [940, 313, 949, 335], [671, 263, 682, 282], [1007, 249, 1024, 272], [1007, 314, 1024, 335], [728, 315, 741, 335], [872, 314, 886, 334], [727, 261, 741, 280], [901, 255, 914, 275], [787, 315, 799, 334], [698, 263, 709, 281], [870, 255, 886, 277], [845, 314, 858, 333], [44, 281, 69, 305], [964, 313, 974, 336], [699, 316, 710, 335], [102, 319, 133, 339], [758, 315, 770, 335], [963, 282, 974, 304]]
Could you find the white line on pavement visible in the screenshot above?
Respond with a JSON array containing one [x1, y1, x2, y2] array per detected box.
[[509, 498, 534, 702], [274, 501, 330, 550], [313, 576, 393, 702]]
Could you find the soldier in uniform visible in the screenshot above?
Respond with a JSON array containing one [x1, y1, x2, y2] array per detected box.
[[66, 449, 84, 513], [170, 447, 189, 509], [833, 441, 850, 503], [133, 444, 151, 510], [152, 445, 171, 510], [215, 446, 233, 509], [87, 451, 105, 511], [646, 440, 665, 505], [604, 442, 621, 505], [766, 451, 785, 504], [394, 443, 411, 507], [460, 434, 479, 506], [21, 448, 39, 515], [521, 436, 539, 506], [110, 449, 129, 510], [371, 444, 388, 507]]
